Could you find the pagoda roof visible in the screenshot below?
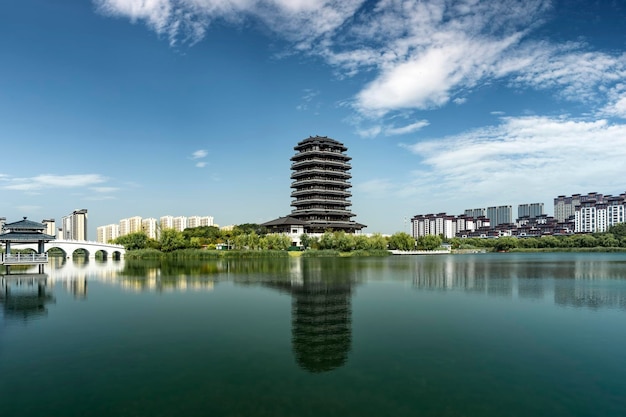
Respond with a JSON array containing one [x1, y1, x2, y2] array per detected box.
[[0, 231, 56, 242], [261, 216, 308, 227], [3, 218, 46, 231]]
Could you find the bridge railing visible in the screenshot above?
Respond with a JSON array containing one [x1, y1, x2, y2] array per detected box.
[[1, 253, 49, 265]]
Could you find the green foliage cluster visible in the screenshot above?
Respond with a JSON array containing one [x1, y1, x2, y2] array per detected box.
[[445, 223, 626, 251], [301, 231, 389, 252], [112, 225, 419, 256]]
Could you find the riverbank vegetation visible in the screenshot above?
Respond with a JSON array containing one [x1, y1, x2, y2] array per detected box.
[[112, 223, 626, 258], [445, 223, 626, 252], [113, 224, 403, 258]]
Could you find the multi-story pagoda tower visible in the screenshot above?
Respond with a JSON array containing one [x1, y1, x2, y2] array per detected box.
[[289, 136, 364, 233]]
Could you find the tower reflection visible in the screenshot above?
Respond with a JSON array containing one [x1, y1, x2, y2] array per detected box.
[[265, 257, 357, 373], [291, 278, 352, 373]]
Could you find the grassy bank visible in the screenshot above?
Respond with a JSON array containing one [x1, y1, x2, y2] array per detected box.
[[508, 247, 626, 253], [123, 248, 392, 260]]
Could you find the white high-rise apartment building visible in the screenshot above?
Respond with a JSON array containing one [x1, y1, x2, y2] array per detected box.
[[574, 194, 626, 233], [160, 215, 174, 231], [187, 216, 214, 228], [41, 219, 56, 236], [142, 218, 158, 239], [62, 209, 88, 240], [119, 216, 143, 236], [173, 216, 187, 232], [97, 224, 120, 243]]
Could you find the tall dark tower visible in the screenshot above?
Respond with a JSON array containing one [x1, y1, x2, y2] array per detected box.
[[290, 136, 365, 233]]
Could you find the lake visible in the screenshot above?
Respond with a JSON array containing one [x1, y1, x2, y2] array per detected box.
[[1, 252, 625, 416]]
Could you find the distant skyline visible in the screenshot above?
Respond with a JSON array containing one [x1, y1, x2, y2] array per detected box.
[[2, 0, 626, 237]]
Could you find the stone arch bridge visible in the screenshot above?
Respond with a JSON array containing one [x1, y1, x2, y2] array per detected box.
[[12, 240, 125, 260]]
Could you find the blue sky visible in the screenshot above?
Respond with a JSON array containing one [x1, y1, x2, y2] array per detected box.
[[2, 0, 626, 237]]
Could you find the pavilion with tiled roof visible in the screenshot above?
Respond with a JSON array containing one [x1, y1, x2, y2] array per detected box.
[[0, 217, 56, 266]]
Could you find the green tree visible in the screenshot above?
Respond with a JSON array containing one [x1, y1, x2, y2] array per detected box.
[[416, 234, 442, 250], [607, 223, 626, 239], [319, 232, 335, 250], [368, 233, 388, 250], [300, 234, 312, 249], [113, 232, 152, 250], [160, 229, 187, 252], [389, 232, 416, 251], [493, 236, 518, 252]]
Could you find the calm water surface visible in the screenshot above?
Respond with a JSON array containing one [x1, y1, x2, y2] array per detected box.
[[1, 253, 626, 416]]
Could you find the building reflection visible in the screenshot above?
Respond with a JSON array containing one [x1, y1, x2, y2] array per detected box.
[[411, 254, 626, 310], [263, 258, 357, 373], [0, 274, 55, 322]]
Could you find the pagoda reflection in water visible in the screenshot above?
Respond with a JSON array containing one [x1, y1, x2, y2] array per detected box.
[[264, 257, 358, 373], [291, 279, 352, 373]]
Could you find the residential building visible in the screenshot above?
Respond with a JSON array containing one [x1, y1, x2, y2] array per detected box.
[[62, 209, 88, 240], [464, 208, 485, 219], [411, 213, 490, 239], [187, 216, 214, 228], [41, 219, 56, 236], [574, 193, 626, 233], [160, 215, 174, 231], [119, 216, 143, 236], [518, 203, 544, 219], [173, 216, 187, 232], [554, 192, 603, 222], [486, 205, 512, 227], [142, 218, 159, 239], [97, 224, 120, 243]]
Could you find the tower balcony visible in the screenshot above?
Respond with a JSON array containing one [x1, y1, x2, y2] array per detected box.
[[291, 150, 351, 162], [290, 169, 352, 180], [291, 158, 351, 170], [291, 188, 352, 198], [291, 178, 351, 188]]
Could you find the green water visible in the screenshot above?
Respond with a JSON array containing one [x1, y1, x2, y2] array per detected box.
[[1, 253, 625, 416]]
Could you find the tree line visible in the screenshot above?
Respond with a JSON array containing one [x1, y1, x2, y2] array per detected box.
[[112, 222, 626, 253], [111, 225, 441, 252]]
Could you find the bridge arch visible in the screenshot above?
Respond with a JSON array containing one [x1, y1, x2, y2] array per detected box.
[[11, 240, 125, 260]]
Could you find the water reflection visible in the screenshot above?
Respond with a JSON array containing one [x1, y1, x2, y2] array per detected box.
[[262, 258, 356, 373], [0, 274, 55, 322], [411, 254, 626, 310]]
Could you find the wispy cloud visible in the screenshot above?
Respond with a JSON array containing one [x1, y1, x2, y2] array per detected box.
[[396, 116, 626, 208], [385, 120, 429, 136], [190, 149, 208, 168], [3, 174, 108, 191], [296, 89, 320, 111], [191, 149, 208, 159], [95, 0, 626, 124], [90, 186, 119, 193]]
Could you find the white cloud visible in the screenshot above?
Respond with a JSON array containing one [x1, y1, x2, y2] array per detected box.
[[196, 161, 207, 168], [398, 116, 626, 209], [95, 0, 363, 46], [3, 174, 108, 191], [600, 84, 626, 118], [191, 149, 208, 159], [453, 98, 466, 105], [91, 186, 119, 193], [296, 89, 320, 111], [385, 120, 429, 136], [95, 0, 626, 122]]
